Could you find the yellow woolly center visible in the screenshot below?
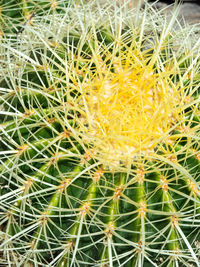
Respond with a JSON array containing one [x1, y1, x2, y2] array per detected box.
[[76, 47, 183, 165]]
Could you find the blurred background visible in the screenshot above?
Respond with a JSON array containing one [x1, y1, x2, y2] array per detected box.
[[128, 0, 200, 25], [149, 0, 200, 25]]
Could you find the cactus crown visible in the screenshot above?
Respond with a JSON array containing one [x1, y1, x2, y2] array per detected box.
[[75, 41, 184, 165]]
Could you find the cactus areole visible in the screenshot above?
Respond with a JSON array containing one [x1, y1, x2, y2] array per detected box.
[[0, 1, 200, 267]]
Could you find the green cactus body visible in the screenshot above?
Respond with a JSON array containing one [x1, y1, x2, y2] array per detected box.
[[1, 1, 200, 266]]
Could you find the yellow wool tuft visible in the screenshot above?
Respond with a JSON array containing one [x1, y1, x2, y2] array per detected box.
[[70, 43, 185, 166]]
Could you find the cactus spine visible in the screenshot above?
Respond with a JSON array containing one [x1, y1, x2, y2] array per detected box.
[[1, 0, 200, 266]]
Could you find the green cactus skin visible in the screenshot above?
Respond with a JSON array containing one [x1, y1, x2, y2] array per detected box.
[[1, 1, 200, 266]]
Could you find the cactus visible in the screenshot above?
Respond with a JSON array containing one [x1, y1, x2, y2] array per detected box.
[[1, 0, 200, 266]]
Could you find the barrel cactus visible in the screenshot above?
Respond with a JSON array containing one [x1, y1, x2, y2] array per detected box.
[[1, 0, 200, 266]]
